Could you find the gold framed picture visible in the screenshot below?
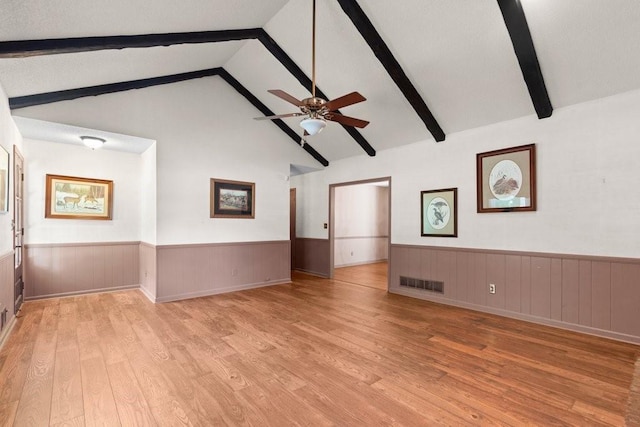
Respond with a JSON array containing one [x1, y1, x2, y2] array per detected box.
[[45, 174, 113, 220]]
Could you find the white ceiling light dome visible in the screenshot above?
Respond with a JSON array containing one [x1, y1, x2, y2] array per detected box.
[[299, 117, 326, 136]]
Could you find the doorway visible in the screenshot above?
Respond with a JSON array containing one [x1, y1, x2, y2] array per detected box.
[[329, 177, 391, 290], [13, 146, 24, 313]]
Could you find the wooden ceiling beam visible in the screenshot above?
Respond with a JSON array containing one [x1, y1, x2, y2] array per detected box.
[[9, 68, 328, 167], [0, 29, 374, 157], [497, 0, 552, 119], [337, 0, 446, 142], [0, 29, 262, 58]]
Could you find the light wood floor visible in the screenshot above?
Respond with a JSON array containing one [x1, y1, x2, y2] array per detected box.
[[333, 261, 388, 290], [1, 272, 639, 426]]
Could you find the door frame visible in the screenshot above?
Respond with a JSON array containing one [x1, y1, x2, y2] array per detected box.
[[290, 188, 296, 270], [13, 145, 24, 314], [328, 176, 391, 288]]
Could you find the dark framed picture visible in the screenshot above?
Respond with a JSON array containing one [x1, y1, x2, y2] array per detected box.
[[210, 178, 255, 219], [421, 187, 457, 237], [476, 144, 536, 213], [45, 174, 113, 220]]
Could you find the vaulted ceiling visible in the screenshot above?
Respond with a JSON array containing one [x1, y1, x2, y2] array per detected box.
[[2, 0, 640, 166]]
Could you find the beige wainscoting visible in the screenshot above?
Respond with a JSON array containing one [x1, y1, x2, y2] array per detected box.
[[294, 237, 330, 277], [139, 242, 157, 302], [390, 244, 640, 344], [24, 242, 140, 299], [0, 250, 15, 343], [155, 240, 290, 302]]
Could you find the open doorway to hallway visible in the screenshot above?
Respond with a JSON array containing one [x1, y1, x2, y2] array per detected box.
[[329, 177, 390, 290]]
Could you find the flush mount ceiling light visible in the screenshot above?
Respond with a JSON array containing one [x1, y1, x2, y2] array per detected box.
[[80, 135, 106, 150], [299, 117, 326, 136]]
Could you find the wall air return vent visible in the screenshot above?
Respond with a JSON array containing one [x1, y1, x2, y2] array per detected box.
[[399, 276, 444, 294]]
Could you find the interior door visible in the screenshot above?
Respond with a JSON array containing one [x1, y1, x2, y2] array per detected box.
[[13, 146, 24, 314]]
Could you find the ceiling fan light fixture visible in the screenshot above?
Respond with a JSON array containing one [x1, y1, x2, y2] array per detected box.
[[300, 117, 326, 136], [80, 135, 106, 150]]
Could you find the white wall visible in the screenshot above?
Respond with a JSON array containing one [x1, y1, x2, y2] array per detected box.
[[140, 143, 157, 244], [0, 84, 23, 255], [23, 139, 143, 244], [16, 77, 319, 245], [292, 88, 640, 259]]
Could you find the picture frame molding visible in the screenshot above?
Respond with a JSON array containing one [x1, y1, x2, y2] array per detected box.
[[210, 178, 255, 219], [476, 143, 536, 213], [421, 187, 458, 237], [45, 174, 113, 220]]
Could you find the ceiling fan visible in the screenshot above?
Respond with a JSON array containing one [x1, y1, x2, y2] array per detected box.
[[254, 0, 369, 137]]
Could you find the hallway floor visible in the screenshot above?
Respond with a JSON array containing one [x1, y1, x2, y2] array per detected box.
[[333, 261, 388, 290]]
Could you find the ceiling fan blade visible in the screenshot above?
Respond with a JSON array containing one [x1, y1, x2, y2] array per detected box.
[[268, 89, 304, 107], [324, 91, 366, 111], [254, 112, 303, 120], [326, 113, 369, 128]]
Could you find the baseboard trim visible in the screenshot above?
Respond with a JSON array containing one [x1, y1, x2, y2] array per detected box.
[[335, 259, 388, 268], [293, 268, 329, 279], [138, 285, 157, 303], [156, 278, 291, 303], [391, 287, 640, 345], [25, 284, 140, 301]]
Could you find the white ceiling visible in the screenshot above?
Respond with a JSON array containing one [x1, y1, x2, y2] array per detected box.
[[13, 116, 155, 153], [2, 0, 640, 165]]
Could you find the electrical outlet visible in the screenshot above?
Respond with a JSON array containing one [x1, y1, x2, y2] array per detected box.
[[232, 268, 238, 277], [489, 283, 496, 294], [350, 251, 354, 256]]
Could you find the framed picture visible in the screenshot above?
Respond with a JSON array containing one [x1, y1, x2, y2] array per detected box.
[[210, 178, 255, 219], [421, 187, 457, 237], [0, 145, 8, 213], [476, 144, 536, 213], [45, 174, 113, 220]]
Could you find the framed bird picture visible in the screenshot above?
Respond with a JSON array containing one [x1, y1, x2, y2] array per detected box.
[[476, 144, 536, 213], [421, 188, 457, 237]]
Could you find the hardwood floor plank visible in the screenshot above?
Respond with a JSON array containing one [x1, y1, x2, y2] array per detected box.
[[13, 327, 57, 426], [0, 270, 638, 426], [0, 400, 19, 427], [196, 372, 262, 425], [127, 348, 176, 409], [80, 356, 121, 426], [50, 347, 84, 425], [0, 340, 35, 405], [50, 415, 85, 427], [107, 360, 156, 426]]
